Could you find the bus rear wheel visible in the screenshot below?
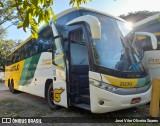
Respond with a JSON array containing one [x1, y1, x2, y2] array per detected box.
[[9, 84, 12, 92], [47, 84, 59, 110], [10, 80, 16, 93]]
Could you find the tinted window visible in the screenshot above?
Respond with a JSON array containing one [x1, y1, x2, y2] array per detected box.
[[23, 40, 32, 58], [6, 26, 55, 66], [7, 54, 12, 65], [38, 26, 54, 52]]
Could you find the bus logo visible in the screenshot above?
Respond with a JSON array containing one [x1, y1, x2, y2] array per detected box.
[[54, 89, 64, 103], [10, 64, 19, 71]]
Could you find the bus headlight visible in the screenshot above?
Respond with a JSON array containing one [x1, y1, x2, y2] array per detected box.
[[90, 79, 117, 92]]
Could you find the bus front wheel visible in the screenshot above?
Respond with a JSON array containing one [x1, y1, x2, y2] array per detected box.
[[46, 84, 59, 110]]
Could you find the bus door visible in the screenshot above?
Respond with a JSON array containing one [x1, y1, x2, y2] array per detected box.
[[51, 23, 68, 107], [68, 26, 90, 104]]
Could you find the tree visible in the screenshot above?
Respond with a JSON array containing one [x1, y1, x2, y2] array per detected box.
[[0, 39, 20, 70], [120, 11, 159, 23], [0, 0, 19, 35], [0, 26, 7, 39], [0, 0, 92, 38], [0, 25, 21, 70]]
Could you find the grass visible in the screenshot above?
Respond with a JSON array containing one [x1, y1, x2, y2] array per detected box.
[[0, 99, 52, 117], [0, 99, 158, 126]]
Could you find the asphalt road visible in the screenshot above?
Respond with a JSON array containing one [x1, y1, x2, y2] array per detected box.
[[0, 81, 49, 109]]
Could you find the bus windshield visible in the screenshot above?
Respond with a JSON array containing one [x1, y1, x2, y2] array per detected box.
[[82, 11, 145, 72], [117, 21, 144, 62]]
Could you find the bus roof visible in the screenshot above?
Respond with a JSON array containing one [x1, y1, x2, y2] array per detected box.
[[56, 7, 125, 22], [133, 13, 160, 28], [8, 7, 125, 57]]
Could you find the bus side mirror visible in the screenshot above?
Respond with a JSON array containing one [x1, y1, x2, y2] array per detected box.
[[135, 32, 157, 51], [66, 15, 101, 40]]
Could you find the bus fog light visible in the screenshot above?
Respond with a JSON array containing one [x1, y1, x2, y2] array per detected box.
[[99, 100, 104, 105]]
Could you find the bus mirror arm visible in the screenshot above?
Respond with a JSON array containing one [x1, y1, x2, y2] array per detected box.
[[66, 15, 101, 40], [135, 32, 157, 50]]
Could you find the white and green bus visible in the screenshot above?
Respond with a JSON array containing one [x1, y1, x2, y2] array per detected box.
[[5, 7, 155, 113]]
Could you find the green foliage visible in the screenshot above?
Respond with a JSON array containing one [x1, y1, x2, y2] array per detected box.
[[0, 0, 93, 38], [0, 0, 19, 27], [0, 27, 7, 40], [11, 0, 56, 38], [0, 39, 21, 70], [0, 0, 20, 41], [0, 1, 4, 7], [70, 0, 92, 8], [0, 26, 21, 70]]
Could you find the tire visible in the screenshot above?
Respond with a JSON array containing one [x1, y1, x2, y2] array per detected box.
[[46, 84, 61, 110], [9, 84, 12, 92], [10, 80, 16, 93]]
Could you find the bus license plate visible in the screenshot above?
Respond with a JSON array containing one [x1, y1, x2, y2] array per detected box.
[[131, 97, 141, 104]]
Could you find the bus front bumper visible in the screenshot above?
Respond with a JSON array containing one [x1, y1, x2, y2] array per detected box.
[[90, 84, 151, 113]]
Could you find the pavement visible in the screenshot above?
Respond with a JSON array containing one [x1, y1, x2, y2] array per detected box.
[[0, 81, 7, 91], [0, 81, 49, 110]]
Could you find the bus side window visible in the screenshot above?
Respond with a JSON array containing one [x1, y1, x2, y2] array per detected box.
[[23, 44, 28, 59], [16, 49, 21, 62], [21, 46, 25, 60], [12, 53, 16, 63], [7, 55, 12, 66], [32, 39, 38, 55], [38, 26, 53, 53]]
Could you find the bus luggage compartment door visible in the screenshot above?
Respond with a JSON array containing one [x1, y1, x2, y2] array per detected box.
[[53, 67, 68, 108]]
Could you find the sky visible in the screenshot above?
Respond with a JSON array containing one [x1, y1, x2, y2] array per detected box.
[[4, 0, 160, 41]]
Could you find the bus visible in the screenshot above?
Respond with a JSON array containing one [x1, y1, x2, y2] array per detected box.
[[5, 7, 155, 113], [133, 13, 160, 78]]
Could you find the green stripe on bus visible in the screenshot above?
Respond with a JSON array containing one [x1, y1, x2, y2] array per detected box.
[[19, 54, 41, 86]]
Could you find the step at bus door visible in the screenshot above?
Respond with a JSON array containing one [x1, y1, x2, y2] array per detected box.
[[51, 22, 68, 108]]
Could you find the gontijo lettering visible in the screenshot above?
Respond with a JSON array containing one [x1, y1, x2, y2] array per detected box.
[[10, 64, 19, 71]]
